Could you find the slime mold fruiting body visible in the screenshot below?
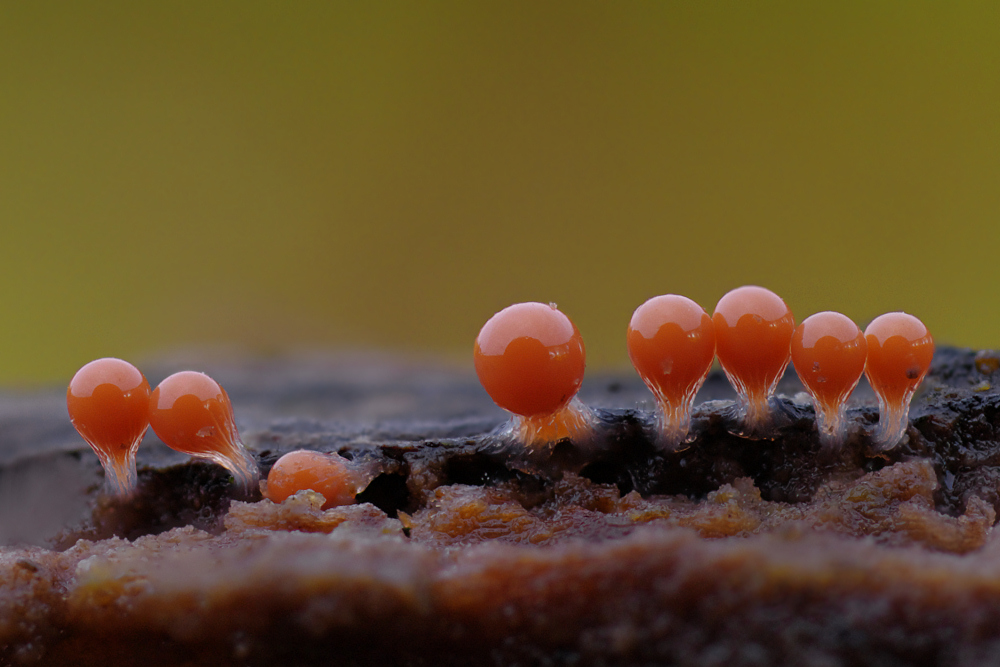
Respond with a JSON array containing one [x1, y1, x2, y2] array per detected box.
[[712, 286, 795, 436], [474, 302, 593, 447], [67, 358, 151, 496], [264, 450, 358, 509], [148, 371, 259, 489], [627, 294, 716, 449], [791, 311, 867, 449], [864, 312, 935, 450]]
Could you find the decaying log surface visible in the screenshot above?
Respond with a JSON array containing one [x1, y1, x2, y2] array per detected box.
[[2, 347, 1000, 666]]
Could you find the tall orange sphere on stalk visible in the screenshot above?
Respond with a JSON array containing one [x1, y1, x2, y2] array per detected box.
[[627, 294, 716, 449], [791, 311, 867, 448], [712, 286, 795, 435], [67, 357, 151, 496], [148, 371, 259, 490], [864, 312, 934, 450]]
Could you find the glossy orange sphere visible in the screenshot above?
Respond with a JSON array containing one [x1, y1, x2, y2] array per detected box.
[[628, 295, 716, 406], [265, 450, 356, 509], [712, 286, 795, 407], [68, 358, 150, 457], [67, 357, 150, 495], [864, 313, 934, 404], [149, 371, 258, 487], [791, 311, 867, 412], [474, 302, 586, 417]]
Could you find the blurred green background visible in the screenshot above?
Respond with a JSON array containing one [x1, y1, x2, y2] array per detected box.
[[1, 2, 998, 385]]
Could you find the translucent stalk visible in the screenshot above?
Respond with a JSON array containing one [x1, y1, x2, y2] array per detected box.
[[871, 388, 915, 451], [91, 438, 142, 497], [507, 397, 595, 448], [648, 378, 706, 451], [197, 435, 260, 491], [195, 410, 260, 491], [814, 399, 849, 450], [723, 365, 787, 439]]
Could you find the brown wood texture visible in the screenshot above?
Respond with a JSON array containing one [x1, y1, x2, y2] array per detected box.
[[2, 347, 1000, 666]]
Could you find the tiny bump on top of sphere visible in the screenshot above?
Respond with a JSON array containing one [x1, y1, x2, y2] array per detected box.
[[791, 311, 867, 409], [474, 302, 586, 417], [627, 294, 716, 405], [265, 450, 357, 509]]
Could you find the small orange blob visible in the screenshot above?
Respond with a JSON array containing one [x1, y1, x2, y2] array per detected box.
[[791, 312, 867, 448], [67, 358, 150, 496], [712, 286, 795, 434], [148, 371, 259, 489], [474, 302, 593, 446], [264, 450, 357, 509], [864, 312, 935, 450], [627, 295, 716, 449]]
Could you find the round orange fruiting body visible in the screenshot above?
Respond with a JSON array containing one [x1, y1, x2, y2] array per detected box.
[[864, 313, 935, 404], [791, 312, 867, 447], [265, 450, 357, 509], [864, 312, 934, 449], [67, 357, 150, 496], [474, 302, 586, 417], [148, 371, 259, 489], [712, 286, 795, 431], [627, 294, 716, 448]]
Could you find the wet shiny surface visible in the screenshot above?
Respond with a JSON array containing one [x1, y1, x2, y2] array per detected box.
[[148, 371, 258, 487], [264, 450, 357, 510], [628, 295, 715, 446], [864, 312, 935, 450], [711, 286, 795, 424], [474, 302, 586, 417], [791, 312, 867, 413], [149, 371, 235, 456], [627, 295, 716, 407], [66, 358, 150, 495], [865, 312, 935, 403]]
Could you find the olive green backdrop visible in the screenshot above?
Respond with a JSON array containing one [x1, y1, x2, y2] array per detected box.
[[1, 2, 998, 384]]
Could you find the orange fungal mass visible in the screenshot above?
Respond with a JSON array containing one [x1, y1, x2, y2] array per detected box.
[[628, 295, 716, 448], [864, 312, 935, 450], [148, 371, 259, 489], [791, 312, 867, 448], [474, 302, 593, 446], [474, 302, 586, 417], [265, 450, 357, 509], [67, 358, 151, 496], [712, 286, 795, 433]]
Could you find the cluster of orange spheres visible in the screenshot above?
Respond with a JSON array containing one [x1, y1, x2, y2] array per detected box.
[[474, 286, 935, 452], [67, 358, 359, 506], [67, 359, 260, 496]]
